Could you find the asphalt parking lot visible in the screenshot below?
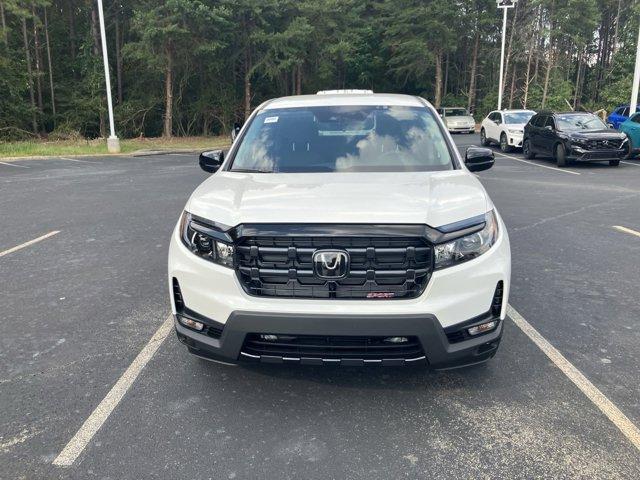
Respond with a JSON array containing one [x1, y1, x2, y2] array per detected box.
[[1, 138, 640, 479]]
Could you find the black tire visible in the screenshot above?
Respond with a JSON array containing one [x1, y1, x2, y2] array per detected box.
[[555, 143, 567, 167], [523, 138, 535, 159], [480, 128, 489, 146], [500, 133, 512, 153], [609, 159, 620, 167]]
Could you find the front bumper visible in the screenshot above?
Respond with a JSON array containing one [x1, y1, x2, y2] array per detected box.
[[169, 215, 511, 369], [175, 310, 503, 370], [507, 134, 523, 148], [448, 126, 476, 134], [568, 146, 628, 161]]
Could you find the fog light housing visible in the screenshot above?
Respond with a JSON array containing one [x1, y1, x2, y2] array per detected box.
[[467, 321, 497, 336], [383, 336, 408, 344], [260, 334, 279, 341], [178, 315, 204, 331]]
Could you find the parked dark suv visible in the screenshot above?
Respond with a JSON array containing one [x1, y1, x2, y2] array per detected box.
[[523, 111, 629, 167]]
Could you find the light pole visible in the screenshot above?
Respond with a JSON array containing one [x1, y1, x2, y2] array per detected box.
[[97, 0, 120, 153], [497, 0, 517, 111], [630, 21, 640, 116]]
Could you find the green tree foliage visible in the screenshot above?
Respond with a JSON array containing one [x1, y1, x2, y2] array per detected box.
[[379, 0, 460, 108], [0, 0, 639, 140]]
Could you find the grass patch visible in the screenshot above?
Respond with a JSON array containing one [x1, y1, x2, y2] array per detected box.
[[0, 136, 229, 159]]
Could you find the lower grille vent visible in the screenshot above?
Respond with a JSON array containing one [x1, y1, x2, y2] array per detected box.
[[491, 281, 504, 317], [172, 278, 185, 310], [242, 334, 425, 362]]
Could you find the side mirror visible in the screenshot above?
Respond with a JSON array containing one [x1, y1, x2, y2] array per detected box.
[[465, 147, 494, 172], [199, 150, 224, 173]]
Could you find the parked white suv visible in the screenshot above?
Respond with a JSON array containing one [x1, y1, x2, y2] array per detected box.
[[481, 109, 536, 152], [168, 92, 511, 369]]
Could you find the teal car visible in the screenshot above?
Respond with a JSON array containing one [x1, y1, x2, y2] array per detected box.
[[620, 112, 640, 156]]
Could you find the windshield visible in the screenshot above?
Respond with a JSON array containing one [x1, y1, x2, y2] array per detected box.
[[444, 108, 468, 117], [556, 114, 607, 131], [504, 112, 534, 124], [231, 106, 454, 173]]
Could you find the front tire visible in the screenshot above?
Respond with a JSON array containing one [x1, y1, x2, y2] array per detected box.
[[523, 138, 535, 159], [480, 128, 489, 146], [500, 133, 512, 153], [609, 160, 620, 167], [555, 143, 567, 167]]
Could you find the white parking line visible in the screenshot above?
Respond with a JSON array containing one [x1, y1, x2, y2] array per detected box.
[[52, 303, 640, 466], [0, 161, 29, 168], [508, 304, 640, 452], [495, 152, 581, 175], [612, 225, 640, 238], [52, 314, 174, 467], [0, 231, 60, 258], [621, 161, 640, 167]]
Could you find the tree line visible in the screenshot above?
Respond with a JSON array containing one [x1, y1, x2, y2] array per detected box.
[[0, 0, 638, 141]]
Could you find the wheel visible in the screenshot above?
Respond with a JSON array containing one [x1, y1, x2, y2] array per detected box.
[[555, 143, 567, 167], [609, 160, 620, 167], [523, 138, 535, 159], [480, 128, 489, 146], [500, 133, 512, 153]]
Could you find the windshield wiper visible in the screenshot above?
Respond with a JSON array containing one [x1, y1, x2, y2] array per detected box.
[[231, 168, 274, 173]]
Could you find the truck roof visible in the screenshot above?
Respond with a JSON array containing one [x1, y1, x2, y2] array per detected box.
[[262, 93, 426, 110]]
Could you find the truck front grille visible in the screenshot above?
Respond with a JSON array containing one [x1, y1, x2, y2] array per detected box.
[[235, 232, 433, 299]]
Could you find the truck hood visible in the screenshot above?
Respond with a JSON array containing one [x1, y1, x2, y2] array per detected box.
[[565, 129, 627, 141], [186, 170, 489, 228]]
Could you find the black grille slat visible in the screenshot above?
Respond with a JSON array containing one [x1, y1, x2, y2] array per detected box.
[[206, 325, 224, 339], [236, 232, 433, 299], [249, 340, 422, 351], [587, 139, 622, 150], [243, 334, 425, 360]]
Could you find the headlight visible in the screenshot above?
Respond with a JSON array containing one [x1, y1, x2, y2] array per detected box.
[[180, 212, 235, 268], [434, 211, 499, 269], [508, 129, 523, 135]]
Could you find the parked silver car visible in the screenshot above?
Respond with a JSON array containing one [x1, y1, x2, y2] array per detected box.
[[436, 107, 476, 134]]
